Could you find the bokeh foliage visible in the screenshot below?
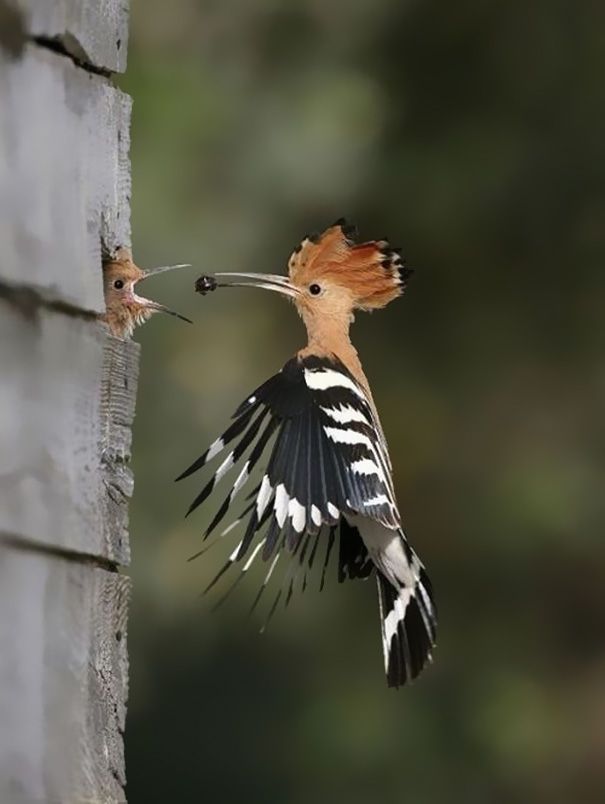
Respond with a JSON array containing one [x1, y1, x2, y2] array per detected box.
[[120, 1, 605, 801]]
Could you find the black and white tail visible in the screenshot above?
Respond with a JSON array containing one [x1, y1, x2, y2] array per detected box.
[[376, 562, 436, 688]]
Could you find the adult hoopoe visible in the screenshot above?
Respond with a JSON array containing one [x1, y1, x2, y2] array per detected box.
[[102, 247, 192, 338], [179, 219, 436, 687]]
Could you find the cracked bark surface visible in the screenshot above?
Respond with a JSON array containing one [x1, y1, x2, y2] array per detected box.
[[0, 2, 134, 801]]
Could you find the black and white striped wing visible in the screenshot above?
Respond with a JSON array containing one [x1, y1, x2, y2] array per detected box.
[[178, 354, 399, 553]]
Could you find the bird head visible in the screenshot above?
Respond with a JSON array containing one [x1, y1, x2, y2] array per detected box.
[[202, 219, 412, 327], [102, 247, 192, 338]]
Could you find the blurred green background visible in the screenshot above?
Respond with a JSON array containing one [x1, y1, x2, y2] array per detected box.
[[119, 1, 605, 802]]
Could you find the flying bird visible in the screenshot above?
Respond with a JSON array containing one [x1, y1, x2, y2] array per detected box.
[[179, 220, 436, 687], [101, 247, 192, 338]]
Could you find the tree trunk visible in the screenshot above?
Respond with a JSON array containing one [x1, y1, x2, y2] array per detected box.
[[0, 2, 134, 801]]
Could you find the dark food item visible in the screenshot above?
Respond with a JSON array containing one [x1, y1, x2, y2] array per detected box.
[[195, 274, 218, 295]]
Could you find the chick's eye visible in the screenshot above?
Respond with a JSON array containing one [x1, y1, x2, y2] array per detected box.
[[309, 283, 322, 296], [113, 279, 124, 290]]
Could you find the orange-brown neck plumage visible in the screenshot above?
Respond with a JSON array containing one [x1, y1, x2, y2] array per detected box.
[[297, 311, 365, 387]]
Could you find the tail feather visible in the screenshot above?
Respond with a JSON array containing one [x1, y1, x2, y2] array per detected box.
[[377, 569, 436, 688]]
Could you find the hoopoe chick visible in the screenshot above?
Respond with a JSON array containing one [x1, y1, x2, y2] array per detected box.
[[102, 247, 192, 339], [179, 219, 436, 688]]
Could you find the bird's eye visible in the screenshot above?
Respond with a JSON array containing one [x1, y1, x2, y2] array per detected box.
[[309, 283, 322, 296], [113, 279, 124, 290]]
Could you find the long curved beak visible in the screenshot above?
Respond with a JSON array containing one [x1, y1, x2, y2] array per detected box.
[[211, 272, 299, 298], [136, 263, 193, 324]]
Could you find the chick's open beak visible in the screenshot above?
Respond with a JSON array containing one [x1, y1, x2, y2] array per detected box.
[[137, 263, 193, 323], [143, 263, 192, 278]]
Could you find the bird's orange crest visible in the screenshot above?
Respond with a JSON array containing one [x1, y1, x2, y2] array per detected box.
[[287, 219, 412, 310]]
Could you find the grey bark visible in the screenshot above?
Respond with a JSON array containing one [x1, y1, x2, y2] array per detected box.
[[0, 2, 134, 801]]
